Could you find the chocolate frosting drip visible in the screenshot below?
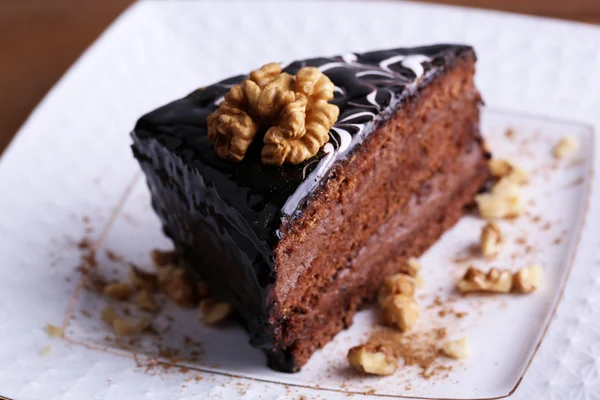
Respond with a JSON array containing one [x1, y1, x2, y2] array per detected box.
[[134, 45, 473, 247]]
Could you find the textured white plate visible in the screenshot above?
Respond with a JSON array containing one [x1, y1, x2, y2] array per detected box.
[[1, 1, 599, 399]]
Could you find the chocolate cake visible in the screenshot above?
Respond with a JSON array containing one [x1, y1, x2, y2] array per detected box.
[[131, 45, 490, 372]]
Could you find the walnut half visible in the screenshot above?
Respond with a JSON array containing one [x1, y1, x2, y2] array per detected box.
[[207, 63, 339, 165]]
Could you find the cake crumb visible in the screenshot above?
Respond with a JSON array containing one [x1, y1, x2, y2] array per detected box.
[[46, 323, 64, 338], [554, 136, 578, 160], [40, 345, 51, 357]]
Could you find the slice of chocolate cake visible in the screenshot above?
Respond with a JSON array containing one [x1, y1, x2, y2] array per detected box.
[[131, 45, 490, 372]]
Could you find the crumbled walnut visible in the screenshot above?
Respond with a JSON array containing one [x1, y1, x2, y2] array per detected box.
[[480, 222, 504, 258], [40, 346, 51, 357], [157, 265, 197, 308], [457, 267, 513, 293], [513, 265, 542, 294], [101, 305, 150, 336], [129, 265, 158, 292], [382, 273, 416, 297], [46, 323, 64, 338], [208, 64, 339, 165], [101, 305, 117, 326], [113, 318, 151, 336], [406, 257, 422, 277], [414, 275, 424, 288], [199, 298, 232, 325], [103, 281, 132, 300], [554, 136, 578, 160], [442, 337, 471, 359], [134, 289, 160, 313], [489, 158, 529, 185], [381, 294, 420, 332], [476, 177, 524, 219], [347, 344, 397, 375]]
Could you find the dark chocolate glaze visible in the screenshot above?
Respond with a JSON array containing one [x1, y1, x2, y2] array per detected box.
[[131, 45, 475, 372]]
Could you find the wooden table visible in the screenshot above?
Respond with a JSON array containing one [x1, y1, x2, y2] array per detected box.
[[1, 0, 599, 154]]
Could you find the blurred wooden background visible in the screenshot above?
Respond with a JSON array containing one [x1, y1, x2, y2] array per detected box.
[[1, 0, 599, 154]]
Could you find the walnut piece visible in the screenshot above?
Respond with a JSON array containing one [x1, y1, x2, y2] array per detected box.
[[199, 298, 232, 325], [480, 222, 504, 258], [134, 289, 160, 313], [207, 63, 339, 165], [380, 273, 416, 298], [101, 305, 150, 336], [513, 265, 542, 294], [103, 281, 132, 300], [554, 136, 578, 160], [406, 257, 422, 277], [46, 323, 64, 338], [457, 267, 513, 293], [489, 158, 529, 185], [381, 294, 420, 332], [157, 265, 197, 308], [442, 337, 471, 359], [347, 344, 397, 375], [476, 177, 524, 219], [129, 265, 158, 292]]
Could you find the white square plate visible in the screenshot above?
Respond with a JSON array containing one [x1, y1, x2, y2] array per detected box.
[[1, 1, 599, 399]]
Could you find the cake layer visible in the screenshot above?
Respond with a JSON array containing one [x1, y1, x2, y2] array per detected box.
[[267, 56, 488, 370]]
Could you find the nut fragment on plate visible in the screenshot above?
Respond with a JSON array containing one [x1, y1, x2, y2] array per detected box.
[[113, 318, 151, 336], [442, 337, 471, 359], [489, 158, 529, 185], [457, 267, 513, 293], [480, 222, 504, 258], [199, 298, 232, 325], [381, 294, 420, 332], [378, 270, 419, 331], [134, 289, 160, 313], [103, 281, 132, 300], [129, 265, 158, 292], [101, 305, 150, 336], [405, 257, 422, 277], [475, 177, 524, 219], [157, 265, 197, 308], [347, 344, 397, 375], [553, 136, 579, 160], [513, 265, 542, 293], [46, 323, 64, 338]]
